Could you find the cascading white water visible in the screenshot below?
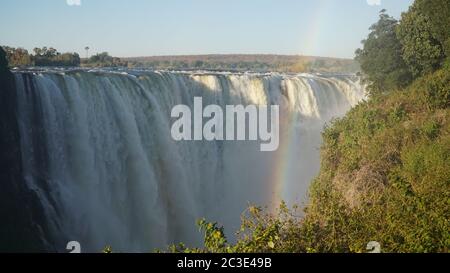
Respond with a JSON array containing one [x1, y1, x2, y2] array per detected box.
[[14, 69, 365, 252]]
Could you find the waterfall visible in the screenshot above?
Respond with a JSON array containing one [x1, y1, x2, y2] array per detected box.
[[12, 69, 365, 252]]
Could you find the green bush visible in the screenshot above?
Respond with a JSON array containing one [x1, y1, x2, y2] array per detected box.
[[412, 68, 450, 110]]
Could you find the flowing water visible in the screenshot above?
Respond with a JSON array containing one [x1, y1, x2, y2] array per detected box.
[[12, 69, 365, 252]]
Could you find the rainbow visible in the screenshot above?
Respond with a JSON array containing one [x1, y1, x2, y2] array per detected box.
[[268, 1, 334, 210], [268, 104, 299, 211]]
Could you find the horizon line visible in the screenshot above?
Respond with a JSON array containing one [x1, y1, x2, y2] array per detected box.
[[118, 53, 355, 61]]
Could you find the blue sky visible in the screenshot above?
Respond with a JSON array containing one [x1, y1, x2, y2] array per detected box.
[[0, 0, 413, 58]]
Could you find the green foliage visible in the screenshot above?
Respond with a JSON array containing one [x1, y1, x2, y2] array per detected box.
[[356, 1, 449, 94], [33, 47, 80, 67], [196, 219, 229, 252], [1, 46, 127, 68], [165, 203, 308, 253], [306, 70, 449, 253], [166, 219, 231, 253], [397, 3, 445, 77], [1, 46, 80, 67], [355, 11, 412, 94], [1, 46, 33, 67], [85, 52, 127, 67], [410, 68, 450, 110], [414, 0, 450, 57]]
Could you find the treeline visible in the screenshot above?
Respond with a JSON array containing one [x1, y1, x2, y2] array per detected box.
[[33, 47, 80, 66], [2, 46, 80, 67], [1, 46, 128, 68], [355, 0, 449, 94], [162, 0, 449, 253]]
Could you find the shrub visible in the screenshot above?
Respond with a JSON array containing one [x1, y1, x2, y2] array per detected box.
[[414, 69, 450, 110]]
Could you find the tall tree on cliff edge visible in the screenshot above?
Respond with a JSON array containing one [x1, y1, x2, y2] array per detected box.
[[355, 10, 412, 94], [397, 0, 448, 77], [414, 0, 450, 58]]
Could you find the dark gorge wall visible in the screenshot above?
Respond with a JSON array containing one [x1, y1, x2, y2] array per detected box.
[[0, 48, 52, 252]]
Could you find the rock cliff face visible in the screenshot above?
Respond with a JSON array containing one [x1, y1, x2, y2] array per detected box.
[[0, 48, 52, 252]]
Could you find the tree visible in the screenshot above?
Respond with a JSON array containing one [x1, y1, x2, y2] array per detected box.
[[397, 2, 445, 77], [414, 0, 450, 57], [33, 47, 42, 56], [355, 10, 412, 94], [85, 52, 126, 67], [46, 47, 57, 57], [32, 47, 81, 67], [1, 46, 33, 67]]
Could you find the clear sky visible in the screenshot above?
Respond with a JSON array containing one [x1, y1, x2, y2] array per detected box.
[[0, 0, 413, 59]]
